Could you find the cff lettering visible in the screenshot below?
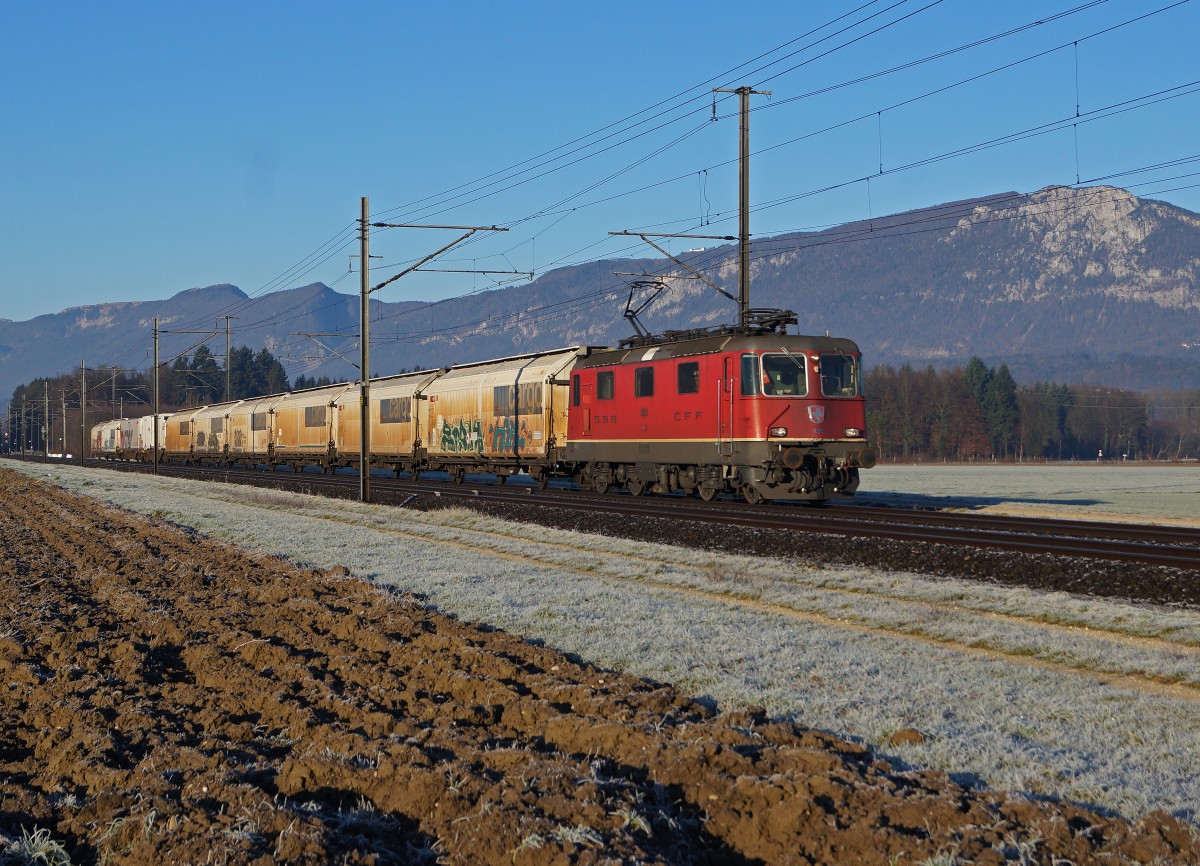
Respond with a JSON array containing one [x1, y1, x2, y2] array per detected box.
[[673, 411, 703, 421]]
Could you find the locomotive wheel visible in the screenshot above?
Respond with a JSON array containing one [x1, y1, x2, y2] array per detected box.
[[627, 478, 647, 497], [594, 477, 610, 494], [742, 484, 764, 505], [697, 486, 720, 502]]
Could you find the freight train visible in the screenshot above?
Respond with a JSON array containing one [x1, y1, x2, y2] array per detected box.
[[91, 313, 875, 503]]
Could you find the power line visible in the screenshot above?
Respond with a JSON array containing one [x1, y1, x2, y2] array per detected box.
[[75, 4, 1190, 377], [152, 143, 1200, 377], [374, 159, 1200, 349], [372, 0, 1176, 288], [155, 1, 1142, 351], [369, 1, 901, 224], [366, 0, 964, 237]]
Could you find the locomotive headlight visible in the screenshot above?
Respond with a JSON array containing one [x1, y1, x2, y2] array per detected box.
[[844, 427, 862, 438], [769, 426, 788, 437]]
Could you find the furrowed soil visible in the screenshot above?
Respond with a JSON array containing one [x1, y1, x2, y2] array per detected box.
[[0, 468, 1196, 866]]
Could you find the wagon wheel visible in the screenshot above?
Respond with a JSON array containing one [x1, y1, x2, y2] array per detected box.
[[627, 478, 647, 497], [742, 484, 765, 505], [497, 474, 507, 485], [531, 468, 550, 490], [697, 486, 720, 502], [412, 468, 421, 482], [451, 467, 465, 484], [594, 476, 610, 495]]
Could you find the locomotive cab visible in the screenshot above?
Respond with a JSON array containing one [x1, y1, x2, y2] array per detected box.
[[733, 344, 875, 501]]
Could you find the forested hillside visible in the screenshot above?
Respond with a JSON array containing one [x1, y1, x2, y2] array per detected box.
[[866, 358, 1200, 462]]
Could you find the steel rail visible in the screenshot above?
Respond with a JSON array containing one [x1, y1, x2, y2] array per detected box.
[[826, 503, 1200, 547], [51, 455, 1200, 572]]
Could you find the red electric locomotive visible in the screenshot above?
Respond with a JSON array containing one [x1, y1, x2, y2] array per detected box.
[[564, 310, 876, 503]]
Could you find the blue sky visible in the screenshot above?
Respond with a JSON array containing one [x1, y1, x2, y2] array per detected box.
[[1, 0, 1197, 325]]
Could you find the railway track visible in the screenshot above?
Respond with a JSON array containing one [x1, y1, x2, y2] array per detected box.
[[25, 455, 1199, 573]]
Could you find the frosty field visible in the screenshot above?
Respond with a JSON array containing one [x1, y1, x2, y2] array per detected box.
[[858, 462, 1200, 526], [10, 460, 1200, 826]]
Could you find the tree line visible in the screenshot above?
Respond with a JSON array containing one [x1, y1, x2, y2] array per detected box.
[[866, 358, 1200, 462], [162, 344, 290, 406]]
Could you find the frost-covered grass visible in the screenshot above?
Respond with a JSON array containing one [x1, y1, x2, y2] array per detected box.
[[9, 461, 1200, 824], [860, 463, 1200, 526], [0, 826, 73, 866]]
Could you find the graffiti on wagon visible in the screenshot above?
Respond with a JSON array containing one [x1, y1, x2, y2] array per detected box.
[[434, 416, 485, 454], [488, 416, 532, 452]]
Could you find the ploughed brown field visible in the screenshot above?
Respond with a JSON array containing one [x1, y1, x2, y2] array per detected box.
[[1, 468, 1196, 865]]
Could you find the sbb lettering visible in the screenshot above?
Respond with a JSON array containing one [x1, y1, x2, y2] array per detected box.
[[592, 415, 617, 424]]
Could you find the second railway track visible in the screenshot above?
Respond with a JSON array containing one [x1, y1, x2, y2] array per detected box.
[[60, 456, 1200, 574]]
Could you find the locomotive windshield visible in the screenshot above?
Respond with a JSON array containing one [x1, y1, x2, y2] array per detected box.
[[819, 353, 859, 397], [761, 354, 807, 396]]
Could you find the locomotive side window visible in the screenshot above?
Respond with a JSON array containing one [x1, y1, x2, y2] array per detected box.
[[572, 374, 580, 407], [819, 354, 859, 397], [304, 405, 327, 427], [740, 354, 760, 396], [677, 361, 699, 395], [634, 366, 654, 397], [597, 370, 614, 400], [761, 354, 807, 396]]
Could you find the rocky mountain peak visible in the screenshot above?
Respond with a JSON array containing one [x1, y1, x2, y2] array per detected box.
[[3, 187, 1200, 401]]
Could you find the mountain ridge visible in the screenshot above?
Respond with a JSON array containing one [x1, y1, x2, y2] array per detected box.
[[3, 184, 1198, 403]]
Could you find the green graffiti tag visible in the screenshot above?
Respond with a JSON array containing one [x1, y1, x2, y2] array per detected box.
[[437, 416, 484, 454]]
